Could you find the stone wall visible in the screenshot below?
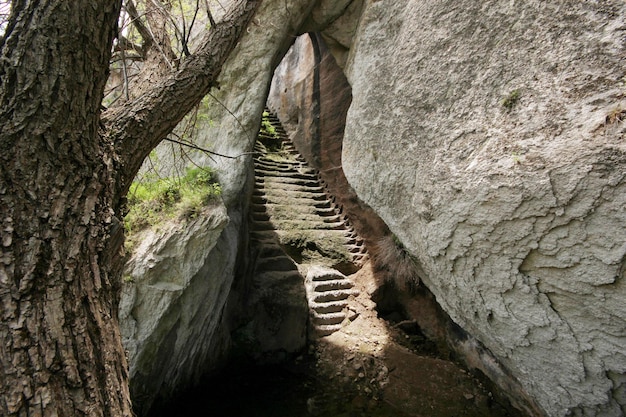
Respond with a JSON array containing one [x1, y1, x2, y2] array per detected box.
[[342, 1, 626, 416]]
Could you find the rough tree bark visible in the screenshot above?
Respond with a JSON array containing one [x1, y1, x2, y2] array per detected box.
[[0, 1, 261, 416]]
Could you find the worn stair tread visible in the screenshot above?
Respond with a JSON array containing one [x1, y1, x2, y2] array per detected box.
[[312, 313, 346, 326], [254, 160, 302, 170], [255, 169, 318, 180], [255, 177, 321, 188], [312, 289, 360, 303], [255, 182, 325, 194], [260, 203, 331, 216], [314, 323, 344, 337], [254, 270, 302, 286], [258, 213, 343, 225], [251, 229, 353, 240], [266, 219, 348, 231], [249, 220, 277, 231], [347, 244, 367, 253], [310, 279, 355, 292], [256, 188, 328, 200], [255, 160, 315, 173], [257, 244, 286, 258], [309, 300, 350, 314]]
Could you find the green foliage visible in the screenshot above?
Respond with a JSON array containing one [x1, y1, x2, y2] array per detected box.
[[501, 89, 521, 111], [261, 111, 279, 139], [124, 166, 221, 235]]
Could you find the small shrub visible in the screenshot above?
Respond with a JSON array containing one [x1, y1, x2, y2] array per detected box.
[[260, 111, 279, 140], [124, 166, 221, 235], [501, 89, 521, 111], [372, 234, 422, 294]]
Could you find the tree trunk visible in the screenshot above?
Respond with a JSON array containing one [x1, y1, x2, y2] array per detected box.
[[0, 2, 134, 416], [0, 0, 261, 415]]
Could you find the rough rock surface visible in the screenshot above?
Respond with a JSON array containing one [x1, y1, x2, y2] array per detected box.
[[342, 1, 626, 416], [119, 204, 231, 414]]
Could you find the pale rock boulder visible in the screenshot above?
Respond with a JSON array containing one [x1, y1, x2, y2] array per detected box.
[[119, 204, 230, 414], [342, 1, 626, 416]]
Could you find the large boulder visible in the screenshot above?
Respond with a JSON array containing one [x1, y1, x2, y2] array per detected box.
[[342, 1, 626, 416], [119, 204, 231, 414]]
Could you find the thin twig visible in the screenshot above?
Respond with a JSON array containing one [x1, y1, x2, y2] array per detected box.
[[185, 0, 200, 52], [206, 90, 255, 144], [204, 0, 216, 27], [119, 31, 130, 100], [163, 136, 257, 159]]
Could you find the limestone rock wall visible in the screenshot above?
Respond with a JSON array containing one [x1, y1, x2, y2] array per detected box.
[[342, 1, 626, 416]]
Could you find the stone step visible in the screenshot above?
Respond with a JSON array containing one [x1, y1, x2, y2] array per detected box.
[[254, 160, 314, 174], [255, 169, 318, 181], [253, 185, 327, 197], [249, 219, 276, 231], [260, 203, 330, 216], [254, 270, 302, 286], [314, 324, 344, 337], [250, 204, 267, 214], [310, 279, 354, 292], [312, 289, 360, 303], [251, 229, 353, 241], [268, 219, 347, 231], [255, 177, 320, 187], [250, 212, 270, 222], [257, 244, 285, 259], [309, 300, 349, 314], [255, 181, 325, 194], [311, 311, 346, 326], [256, 213, 343, 225], [254, 159, 301, 170], [258, 188, 328, 199], [347, 243, 367, 254]]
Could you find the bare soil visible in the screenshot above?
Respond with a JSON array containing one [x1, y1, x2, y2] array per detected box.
[[309, 261, 525, 417]]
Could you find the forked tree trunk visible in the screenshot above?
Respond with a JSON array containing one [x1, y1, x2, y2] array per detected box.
[[0, 1, 261, 416]]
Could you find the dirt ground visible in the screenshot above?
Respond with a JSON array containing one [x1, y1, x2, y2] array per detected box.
[[309, 262, 525, 417]]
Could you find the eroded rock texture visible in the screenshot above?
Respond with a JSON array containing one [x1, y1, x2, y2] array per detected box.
[[342, 1, 626, 416]]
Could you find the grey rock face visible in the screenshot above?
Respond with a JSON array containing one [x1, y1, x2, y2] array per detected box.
[[119, 204, 231, 414], [342, 1, 626, 416]]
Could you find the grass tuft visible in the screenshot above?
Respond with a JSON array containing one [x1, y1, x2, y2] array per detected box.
[[124, 166, 221, 236], [372, 234, 422, 294]]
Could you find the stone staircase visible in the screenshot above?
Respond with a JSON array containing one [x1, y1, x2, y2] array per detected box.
[[249, 111, 367, 339], [305, 266, 360, 337]]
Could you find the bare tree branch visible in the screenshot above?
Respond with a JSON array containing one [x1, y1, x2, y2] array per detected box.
[[163, 136, 256, 159], [204, 0, 216, 27], [102, 0, 262, 191], [124, 0, 154, 53]]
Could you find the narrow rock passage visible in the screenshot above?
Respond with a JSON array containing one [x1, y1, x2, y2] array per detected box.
[[249, 111, 367, 339]]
